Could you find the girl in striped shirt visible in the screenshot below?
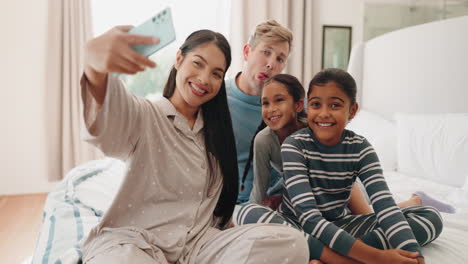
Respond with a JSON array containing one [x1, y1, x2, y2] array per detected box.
[[237, 68, 443, 264]]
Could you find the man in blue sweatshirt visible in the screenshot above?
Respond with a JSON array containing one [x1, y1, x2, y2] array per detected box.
[[226, 20, 293, 203]]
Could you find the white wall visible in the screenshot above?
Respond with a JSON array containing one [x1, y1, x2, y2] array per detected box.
[[0, 0, 58, 194], [312, 0, 365, 74]]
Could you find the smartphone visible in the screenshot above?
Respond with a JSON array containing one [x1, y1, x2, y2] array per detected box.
[[128, 7, 176, 57]]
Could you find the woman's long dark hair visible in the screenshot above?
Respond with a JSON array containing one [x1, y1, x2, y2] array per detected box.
[[240, 74, 306, 191], [163, 30, 238, 227], [240, 121, 266, 192]]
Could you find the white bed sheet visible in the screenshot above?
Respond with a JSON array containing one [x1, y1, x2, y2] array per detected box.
[[384, 170, 468, 263]]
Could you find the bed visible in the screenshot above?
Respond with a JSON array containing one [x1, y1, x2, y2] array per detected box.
[[29, 16, 468, 264], [29, 147, 468, 263]]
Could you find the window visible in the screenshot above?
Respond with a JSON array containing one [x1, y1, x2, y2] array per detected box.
[[91, 0, 231, 98]]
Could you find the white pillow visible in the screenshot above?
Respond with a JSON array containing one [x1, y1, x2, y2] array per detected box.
[[347, 109, 397, 171], [395, 113, 468, 187]]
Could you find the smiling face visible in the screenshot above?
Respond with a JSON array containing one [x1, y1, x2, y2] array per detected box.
[[171, 42, 226, 111], [307, 81, 358, 146], [261, 81, 303, 132], [243, 40, 289, 94]]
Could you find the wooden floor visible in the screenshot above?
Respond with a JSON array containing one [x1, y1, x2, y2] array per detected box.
[[0, 193, 47, 264]]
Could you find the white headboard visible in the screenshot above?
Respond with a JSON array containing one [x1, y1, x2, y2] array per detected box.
[[348, 16, 468, 120]]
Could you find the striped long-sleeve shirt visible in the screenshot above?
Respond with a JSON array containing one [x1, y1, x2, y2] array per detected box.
[[280, 127, 421, 256]]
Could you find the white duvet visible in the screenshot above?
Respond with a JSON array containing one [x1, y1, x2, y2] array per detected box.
[[385, 171, 468, 263]]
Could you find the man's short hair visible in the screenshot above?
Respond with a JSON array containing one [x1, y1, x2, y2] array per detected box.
[[248, 20, 293, 50]]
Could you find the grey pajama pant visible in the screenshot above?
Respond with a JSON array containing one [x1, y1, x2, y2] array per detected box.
[[84, 224, 309, 264], [236, 204, 443, 260]]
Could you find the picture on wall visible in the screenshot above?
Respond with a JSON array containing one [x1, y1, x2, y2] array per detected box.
[[321, 25, 352, 70]]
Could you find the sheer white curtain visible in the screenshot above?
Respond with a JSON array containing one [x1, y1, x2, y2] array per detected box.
[[46, 0, 102, 181], [229, 0, 314, 86]]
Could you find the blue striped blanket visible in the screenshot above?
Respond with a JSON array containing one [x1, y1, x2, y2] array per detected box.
[[31, 158, 126, 264]]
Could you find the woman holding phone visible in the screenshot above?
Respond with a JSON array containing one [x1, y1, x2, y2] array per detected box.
[[79, 25, 309, 264]]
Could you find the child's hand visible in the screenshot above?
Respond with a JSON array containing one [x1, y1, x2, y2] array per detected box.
[[376, 249, 419, 264], [261, 195, 282, 210]]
